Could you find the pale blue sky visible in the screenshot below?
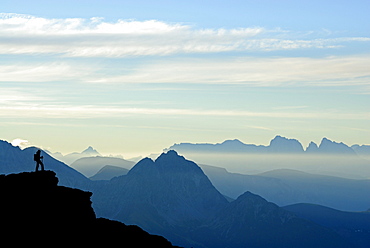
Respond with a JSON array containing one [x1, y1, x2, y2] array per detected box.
[[1, 0, 369, 157]]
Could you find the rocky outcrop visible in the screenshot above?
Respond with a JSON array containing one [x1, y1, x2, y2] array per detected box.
[[0, 170, 179, 247]]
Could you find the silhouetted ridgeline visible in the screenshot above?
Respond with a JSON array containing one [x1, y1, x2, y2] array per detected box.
[[0, 170, 180, 247]]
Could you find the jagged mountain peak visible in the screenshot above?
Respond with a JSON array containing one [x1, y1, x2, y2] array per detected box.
[[306, 141, 319, 152], [82, 146, 100, 154], [155, 149, 182, 161], [319, 137, 355, 154], [269, 135, 304, 152], [127, 157, 155, 176]]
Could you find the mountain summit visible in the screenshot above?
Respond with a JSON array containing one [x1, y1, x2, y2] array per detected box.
[[268, 135, 304, 153], [82, 146, 100, 155]]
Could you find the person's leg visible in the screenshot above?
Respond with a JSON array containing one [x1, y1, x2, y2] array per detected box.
[[40, 161, 44, 171], [36, 162, 39, 172]]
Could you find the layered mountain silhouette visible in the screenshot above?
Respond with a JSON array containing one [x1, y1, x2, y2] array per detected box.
[[93, 150, 228, 247], [47, 145, 101, 165], [70, 156, 134, 177], [93, 150, 351, 247], [0, 170, 179, 247], [200, 165, 370, 211], [0, 140, 365, 247]]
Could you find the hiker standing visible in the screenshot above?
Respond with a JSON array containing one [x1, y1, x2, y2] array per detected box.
[[34, 149, 44, 172]]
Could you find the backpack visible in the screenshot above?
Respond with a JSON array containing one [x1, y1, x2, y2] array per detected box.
[[33, 154, 37, 161]]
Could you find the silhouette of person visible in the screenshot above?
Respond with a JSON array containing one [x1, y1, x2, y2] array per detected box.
[[34, 149, 44, 172]]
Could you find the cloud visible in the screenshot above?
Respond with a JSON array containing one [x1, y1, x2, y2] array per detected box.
[[0, 104, 369, 121], [88, 55, 370, 87], [0, 63, 90, 82], [1, 13, 368, 57], [11, 138, 29, 148]]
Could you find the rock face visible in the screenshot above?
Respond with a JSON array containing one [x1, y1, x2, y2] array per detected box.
[[0, 170, 179, 247]]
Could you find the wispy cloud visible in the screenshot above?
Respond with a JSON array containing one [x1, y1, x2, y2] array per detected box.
[[1, 13, 368, 57], [1, 54, 370, 90], [88, 55, 370, 87], [0, 63, 90, 82], [0, 103, 369, 121]]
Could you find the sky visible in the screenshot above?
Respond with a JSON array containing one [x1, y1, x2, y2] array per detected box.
[[1, 0, 370, 157]]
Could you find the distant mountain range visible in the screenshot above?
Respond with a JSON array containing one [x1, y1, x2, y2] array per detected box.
[[165, 136, 370, 178], [47, 146, 101, 165], [166, 135, 364, 154], [0, 139, 367, 247]]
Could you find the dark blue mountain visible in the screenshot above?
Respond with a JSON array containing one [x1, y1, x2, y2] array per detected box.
[[192, 192, 351, 248], [284, 203, 370, 248], [92, 150, 351, 248], [201, 165, 370, 211], [93, 150, 228, 247]]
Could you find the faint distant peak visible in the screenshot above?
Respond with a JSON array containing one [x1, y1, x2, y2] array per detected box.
[[306, 141, 319, 152], [221, 139, 244, 144], [82, 146, 100, 155]]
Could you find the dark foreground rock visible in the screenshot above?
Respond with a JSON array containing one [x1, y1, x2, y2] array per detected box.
[[0, 170, 180, 247]]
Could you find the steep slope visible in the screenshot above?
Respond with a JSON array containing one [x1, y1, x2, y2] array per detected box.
[[197, 192, 351, 248], [284, 203, 370, 248], [93, 151, 353, 248], [93, 150, 228, 247], [0, 170, 179, 247], [317, 138, 356, 154], [0, 140, 89, 188]]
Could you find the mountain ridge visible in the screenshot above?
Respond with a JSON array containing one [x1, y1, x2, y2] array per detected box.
[[166, 135, 361, 154], [93, 150, 353, 248]]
